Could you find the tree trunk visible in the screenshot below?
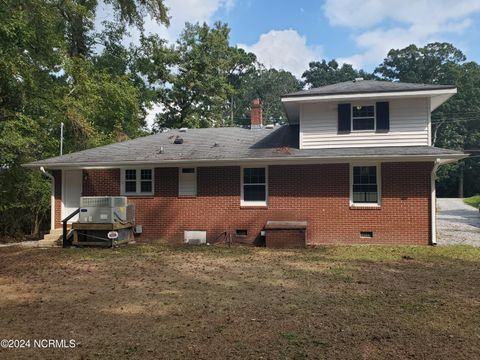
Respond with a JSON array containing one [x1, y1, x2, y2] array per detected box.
[[69, 14, 89, 57], [31, 209, 43, 238]]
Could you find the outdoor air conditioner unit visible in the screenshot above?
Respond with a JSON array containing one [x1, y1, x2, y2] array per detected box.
[[79, 196, 132, 224], [184, 230, 207, 245]]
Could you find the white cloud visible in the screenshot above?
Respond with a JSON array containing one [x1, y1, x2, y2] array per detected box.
[[96, 0, 234, 43], [144, 0, 235, 41], [324, 0, 480, 29], [238, 29, 322, 78], [324, 0, 480, 68]]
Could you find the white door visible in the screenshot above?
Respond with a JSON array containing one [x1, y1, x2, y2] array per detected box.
[[62, 170, 82, 223]]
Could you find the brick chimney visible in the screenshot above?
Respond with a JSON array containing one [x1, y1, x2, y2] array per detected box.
[[250, 98, 262, 129]]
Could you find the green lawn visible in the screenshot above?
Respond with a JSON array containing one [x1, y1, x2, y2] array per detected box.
[[0, 242, 479, 359], [464, 195, 480, 209]]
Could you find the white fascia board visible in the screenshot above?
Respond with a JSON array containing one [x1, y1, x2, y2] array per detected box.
[[281, 88, 457, 104], [24, 153, 466, 170]]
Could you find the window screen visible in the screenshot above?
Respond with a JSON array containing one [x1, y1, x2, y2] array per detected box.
[[123, 169, 153, 195], [352, 105, 375, 131], [352, 166, 378, 203], [125, 169, 137, 193], [243, 168, 266, 202]]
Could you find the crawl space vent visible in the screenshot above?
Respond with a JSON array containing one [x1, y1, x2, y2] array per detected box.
[[360, 231, 373, 238], [236, 229, 247, 237]]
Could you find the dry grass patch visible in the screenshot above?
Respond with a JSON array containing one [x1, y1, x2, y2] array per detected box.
[[0, 242, 479, 359]]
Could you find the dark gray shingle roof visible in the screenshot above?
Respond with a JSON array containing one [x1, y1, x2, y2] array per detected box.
[[283, 80, 456, 98], [25, 125, 464, 168]]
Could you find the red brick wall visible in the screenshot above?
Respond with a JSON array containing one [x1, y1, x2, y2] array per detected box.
[[83, 169, 120, 196], [54, 162, 433, 245], [251, 99, 262, 126]]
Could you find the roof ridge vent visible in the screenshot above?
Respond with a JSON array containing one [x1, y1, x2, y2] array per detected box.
[[353, 77, 364, 82]]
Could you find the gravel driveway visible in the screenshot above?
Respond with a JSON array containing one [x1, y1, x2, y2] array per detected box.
[[437, 198, 480, 246]]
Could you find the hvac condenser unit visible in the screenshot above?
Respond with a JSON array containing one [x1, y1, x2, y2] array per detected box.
[[79, 196, 129, 223], [184, 230, 207, 245]]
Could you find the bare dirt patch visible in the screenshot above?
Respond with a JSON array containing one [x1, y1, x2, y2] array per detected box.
[[0, 243, 479, 359]]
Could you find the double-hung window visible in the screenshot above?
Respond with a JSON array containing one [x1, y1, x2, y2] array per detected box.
[[122, 168, 154, 195], [352, 105, 375, 131], [241, 167, 267, 206], [351, 165, 380, 205]]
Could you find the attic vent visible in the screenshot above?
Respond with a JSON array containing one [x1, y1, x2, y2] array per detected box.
[[354, 77, 364, 82], [174, 136, 183, 144], [179, 127, 188, 132]]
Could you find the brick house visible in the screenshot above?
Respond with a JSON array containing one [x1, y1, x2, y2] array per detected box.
[[26, 80, 465, 245]]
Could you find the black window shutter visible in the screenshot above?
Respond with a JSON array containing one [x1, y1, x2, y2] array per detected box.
[[376, 102, 389, 131], [338, 103, 351, 133]]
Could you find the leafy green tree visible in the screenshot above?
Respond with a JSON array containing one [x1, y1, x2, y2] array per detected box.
[[0, 1, 64, 237], [93, 21, 131, 76], [233, 66, 302, 125], [0, 1, 64, 118], [131, 33, 179, 123], [376, 42, 480, 197], [0, 116, 54, 237], [0, 0, 171, 237], [432, 61, 480, 197], [57, 0, 169, 57], [61, 56, 145, 150], [105, 0, 169, 28], [157, 22, 256, 129], [302, 59, 374, 88], [375, 43, 466, 84]]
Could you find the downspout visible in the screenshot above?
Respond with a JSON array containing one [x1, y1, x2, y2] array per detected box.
[[430, 159, 441, 245], [40, 167, 55, 231]]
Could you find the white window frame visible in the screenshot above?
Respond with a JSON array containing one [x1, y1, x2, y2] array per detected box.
[[120, 167, 154, 196], [351, 104, 376, 132], [240, 166, 268, 207], [178, 167, 197, 197], [349, 163, 381, 207]]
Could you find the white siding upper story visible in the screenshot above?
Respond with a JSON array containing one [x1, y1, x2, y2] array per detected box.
[[299, 97, 431, 149]]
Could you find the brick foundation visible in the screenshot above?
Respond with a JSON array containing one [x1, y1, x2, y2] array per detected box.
[[52, 162, 433, 245]]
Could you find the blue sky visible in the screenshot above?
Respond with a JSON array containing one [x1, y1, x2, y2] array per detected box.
[[98, 0, 480, 77]]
